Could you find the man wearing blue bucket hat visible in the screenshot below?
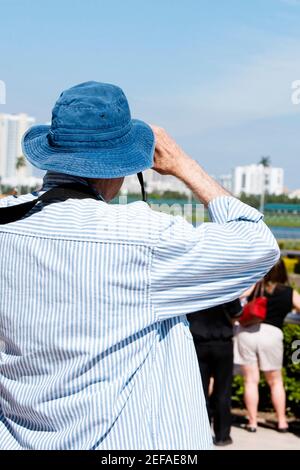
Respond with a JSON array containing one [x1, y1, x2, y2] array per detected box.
[[0, 81, 279, 450]]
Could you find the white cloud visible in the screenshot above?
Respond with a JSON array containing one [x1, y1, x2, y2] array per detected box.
[[133, 40, 300, 136]]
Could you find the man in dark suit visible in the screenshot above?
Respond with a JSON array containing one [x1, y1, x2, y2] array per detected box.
[[188, 299, 242, 446]]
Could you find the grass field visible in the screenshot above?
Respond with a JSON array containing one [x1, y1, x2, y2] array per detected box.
[[264, 215, 300, 228], [277, 240, 300, 251]]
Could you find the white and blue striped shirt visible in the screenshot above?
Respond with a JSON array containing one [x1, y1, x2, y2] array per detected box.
[[0, 172, 279, 450]]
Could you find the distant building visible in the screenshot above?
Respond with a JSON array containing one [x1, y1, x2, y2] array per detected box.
[[0, 113, 35, 182], [289, 189, 300, 200], [217, 174, 233, 193], [122, 169, 191, 196], [233, 164, 284, 196]]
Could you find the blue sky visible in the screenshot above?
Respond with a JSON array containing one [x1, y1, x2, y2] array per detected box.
[[1, 0, 300, 188]]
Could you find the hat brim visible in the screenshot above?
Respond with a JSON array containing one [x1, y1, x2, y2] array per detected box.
[[22, 119, 155, 178]]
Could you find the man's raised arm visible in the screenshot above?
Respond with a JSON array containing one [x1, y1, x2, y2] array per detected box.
[[150, 126, 280, 320]]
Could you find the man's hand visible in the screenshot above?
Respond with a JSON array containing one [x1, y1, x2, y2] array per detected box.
[[150, 124, 230, 206], [151, 125, 192, 178]]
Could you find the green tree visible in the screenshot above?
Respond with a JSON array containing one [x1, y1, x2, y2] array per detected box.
[[16, 155, 26, 171], [259, 156, 271, 167], [15, 155, 27, 195]]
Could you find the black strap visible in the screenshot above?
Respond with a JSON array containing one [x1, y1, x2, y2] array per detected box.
[[0, 183, 101, 225], [137, 172, 147, 202], [0, 175, 147, 225]]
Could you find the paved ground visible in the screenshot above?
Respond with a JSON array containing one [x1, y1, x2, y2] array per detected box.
[[216, 425, 300, 450]]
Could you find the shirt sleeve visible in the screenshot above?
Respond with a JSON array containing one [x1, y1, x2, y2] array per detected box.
[[0, 195, 15, 208], [0, 197, 8, 208], [151, 196, 280, 321]]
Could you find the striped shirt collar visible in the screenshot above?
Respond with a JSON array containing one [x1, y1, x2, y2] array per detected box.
[[42, 171, 90, 190], [41, 171, 105, 201]]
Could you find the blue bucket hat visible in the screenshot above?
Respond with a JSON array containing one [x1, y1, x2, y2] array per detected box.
[[22, 81, 155, 178]]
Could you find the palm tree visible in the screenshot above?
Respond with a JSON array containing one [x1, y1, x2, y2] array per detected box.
[[259, 156, 271, 167], [16, 155, 27, 195], [16, 155, 26, 171], [258, 156, 271, 212]]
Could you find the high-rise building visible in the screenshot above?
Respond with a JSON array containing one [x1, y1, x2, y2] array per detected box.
[[233, 164, 284, 196], [122, 169, 191, 196], [0, 113, 35, 180]]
